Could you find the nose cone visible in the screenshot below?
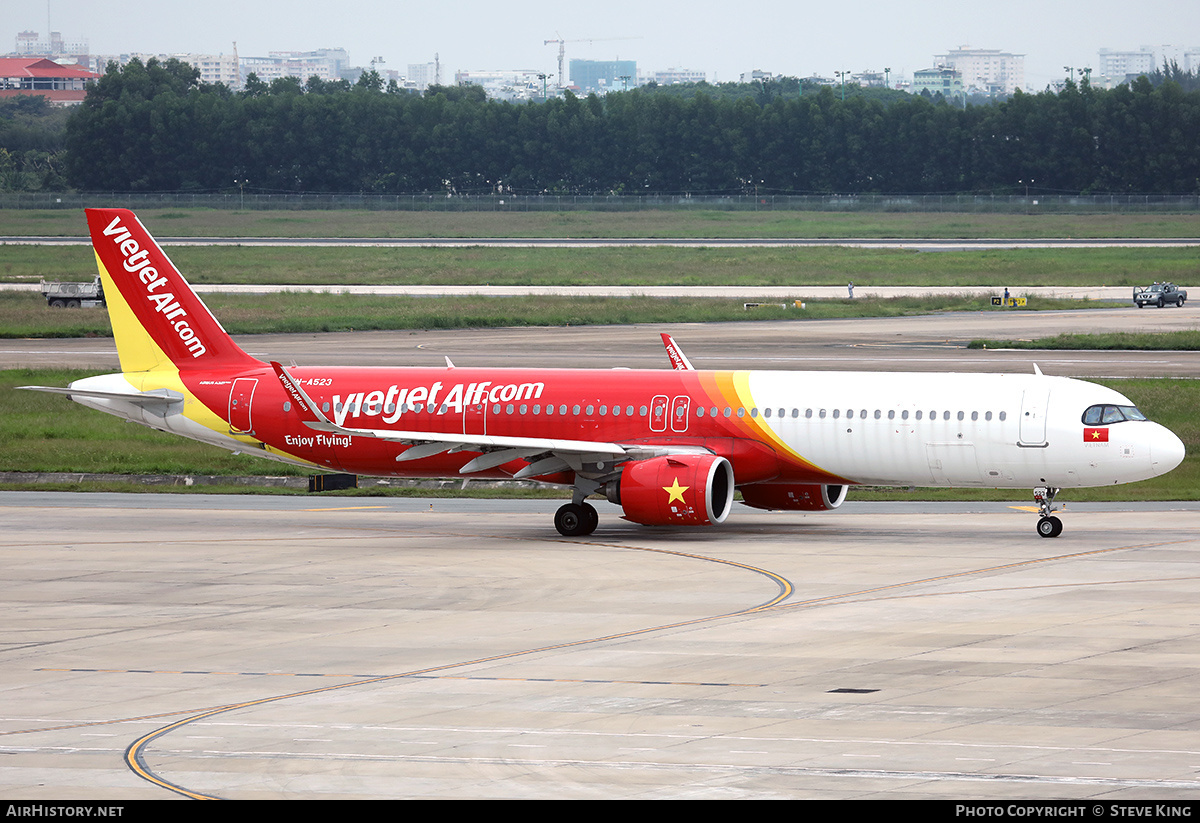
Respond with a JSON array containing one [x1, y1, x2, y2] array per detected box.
[[1151, 424, 1186, 476]]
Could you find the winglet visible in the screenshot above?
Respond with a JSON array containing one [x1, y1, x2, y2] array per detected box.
[[271, 361, 331, 425], [660, 333, 695, 371]]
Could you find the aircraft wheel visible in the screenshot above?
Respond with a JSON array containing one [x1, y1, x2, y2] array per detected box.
[[555, 503, 596, 537], [1037, 516, 1063, 538]]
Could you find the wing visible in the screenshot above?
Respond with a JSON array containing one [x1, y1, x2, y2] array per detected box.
[[271, 362, 704, 479]]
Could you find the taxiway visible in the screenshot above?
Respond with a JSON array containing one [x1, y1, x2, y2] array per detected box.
[[2, 493, 1198, 799]]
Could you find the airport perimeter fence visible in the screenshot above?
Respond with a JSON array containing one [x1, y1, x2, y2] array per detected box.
[[3, 192, 1200, 213]]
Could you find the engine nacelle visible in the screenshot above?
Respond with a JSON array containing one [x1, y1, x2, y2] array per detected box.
[[739, 483, 848, 512], [608, 454, 734, 526]]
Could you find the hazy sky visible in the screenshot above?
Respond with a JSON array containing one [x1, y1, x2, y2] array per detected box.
[[10, 0, 1200, 89]]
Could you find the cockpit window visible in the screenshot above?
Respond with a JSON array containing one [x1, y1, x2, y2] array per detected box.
[[1082, 404, 1148, 425]]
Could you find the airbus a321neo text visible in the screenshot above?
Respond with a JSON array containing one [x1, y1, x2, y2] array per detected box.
[[22, 210, 1186, 539]]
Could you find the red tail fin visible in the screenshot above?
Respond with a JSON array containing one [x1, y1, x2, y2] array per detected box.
[[86, 208, 258, 372]]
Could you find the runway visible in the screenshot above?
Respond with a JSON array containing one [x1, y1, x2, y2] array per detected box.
[[2, 493, 1198, 799], [5, 306, 1198, 377]]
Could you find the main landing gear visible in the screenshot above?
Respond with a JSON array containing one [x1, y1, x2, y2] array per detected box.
[[555, 502, 599, 537], [1033, 486, 1063, 538]]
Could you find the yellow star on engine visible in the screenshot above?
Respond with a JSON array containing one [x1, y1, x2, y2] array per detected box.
[[663, 477, 689, 504]]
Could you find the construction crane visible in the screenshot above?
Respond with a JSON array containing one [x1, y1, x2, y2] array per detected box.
[[543, 35, 642, 89]]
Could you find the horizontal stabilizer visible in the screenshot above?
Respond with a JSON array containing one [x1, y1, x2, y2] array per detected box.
[[18, 385, 184, 406]]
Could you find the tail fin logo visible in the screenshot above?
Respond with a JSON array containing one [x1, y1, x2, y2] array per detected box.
[[100, 214, 207, 359]]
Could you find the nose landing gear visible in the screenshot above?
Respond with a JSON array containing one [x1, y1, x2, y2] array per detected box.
[[1033, 486, 1063, 538]]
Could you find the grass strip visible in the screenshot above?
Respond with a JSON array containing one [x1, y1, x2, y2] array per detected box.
[[969, 330, 1200, 350], [4, 243, 1198, 288], [0, 291, 1123, 339], [4, 208, 1200, 239]]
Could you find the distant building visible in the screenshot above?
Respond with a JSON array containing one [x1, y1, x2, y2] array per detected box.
[[14, 30, 89, 60], [100, 52, 242, 87], [853, 70, 887, 88], [1098, 47, 1156, 83], [911, 67, 964, 99], [407, 61, 440, 92], [454, 69, 546, 101], [642, 67, 706, 85], [802, 74, 836, 87], [934, 48, 1024, 94], [739, 69, 774, 84], [240, 48, 350, 85], [1184, 48, 1200, 74], [0, 57, 98, 105], [570, 59, 636, 92], [85, 48, 350, 91]]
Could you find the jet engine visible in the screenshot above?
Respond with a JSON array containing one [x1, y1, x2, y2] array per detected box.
[[607, 454, 734, 526], [739, 483, 848, 511]]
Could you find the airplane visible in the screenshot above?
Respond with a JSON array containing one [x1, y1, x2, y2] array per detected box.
[[21, 209, 1186, 539]]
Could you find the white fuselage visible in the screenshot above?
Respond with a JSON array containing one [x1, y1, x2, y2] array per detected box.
[[744, 371, 1183, 488]]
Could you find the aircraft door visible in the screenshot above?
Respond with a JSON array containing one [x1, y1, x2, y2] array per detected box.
[[650, 395, 669, 432], [671, 395, 691, 433], [1019, 388, 1050, 446], [228, 378, 257, 435], [463, 400, 487, 435]]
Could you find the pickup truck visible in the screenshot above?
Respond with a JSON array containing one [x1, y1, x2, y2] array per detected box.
[[1133, 282, 1186, 308]]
